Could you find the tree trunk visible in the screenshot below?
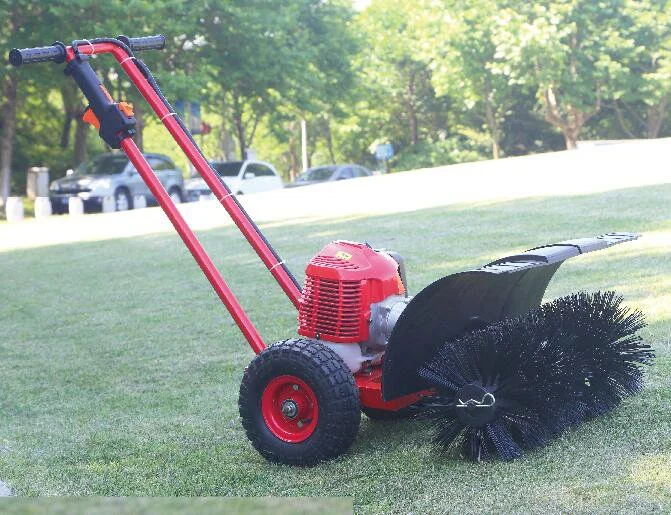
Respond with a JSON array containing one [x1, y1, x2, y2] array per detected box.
[[218, 126, 236, 161], [612, 101, 636, 139], [563, 131, 578, 150], [217, 127, 233, 161], [408, 106, 418, 146], [232, 94, 246, 159], [287, 121, 299, 181], [60, 111, 73, 149], [406, 79, 418, 146], [484, 99, 501, 159], [235, 115, 246, 160], [323, 117, 336, 163], [0, 73, 18, 207], [542, 86, 598, 150], [73, 114, 89, 167], [60, 83, 81, 149], [60, 105, 74, 149], [646, 98, 668, 139]]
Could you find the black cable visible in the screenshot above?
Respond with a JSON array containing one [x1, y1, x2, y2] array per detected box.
[[76, 37, 302, 293], [137, 63, 303, 292]]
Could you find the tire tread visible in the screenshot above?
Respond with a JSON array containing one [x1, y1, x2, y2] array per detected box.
[[239, 338, 360, 466]]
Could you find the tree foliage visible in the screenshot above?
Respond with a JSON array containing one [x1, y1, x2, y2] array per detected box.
[[1, 0, 671, 206], [491, 0, 664, 148]]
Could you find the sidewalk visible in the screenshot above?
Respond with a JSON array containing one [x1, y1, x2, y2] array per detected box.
[[1, 138, 669, 253]]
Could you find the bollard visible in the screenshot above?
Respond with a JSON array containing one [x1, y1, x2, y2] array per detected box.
[[5, 197, 24, 222], [68, 196, 84, 216], [34, 197, 52, 218], [26, 167, 50, 200], [102, 196, 116, 213], [133, 195, 147, 209]]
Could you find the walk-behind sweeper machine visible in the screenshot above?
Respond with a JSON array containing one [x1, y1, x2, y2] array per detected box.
[[10, 36, 653, 465]]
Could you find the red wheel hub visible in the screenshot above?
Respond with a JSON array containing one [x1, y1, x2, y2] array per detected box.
[[261, 375, 318, 443]]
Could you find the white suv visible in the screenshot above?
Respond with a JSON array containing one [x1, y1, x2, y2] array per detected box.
[[185, 160, 283, 201]]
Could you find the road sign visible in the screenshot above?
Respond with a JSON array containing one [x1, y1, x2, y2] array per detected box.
[[174, 101, 205, 134], [375, 143, 394, 161], [188, 102, 202, 134]]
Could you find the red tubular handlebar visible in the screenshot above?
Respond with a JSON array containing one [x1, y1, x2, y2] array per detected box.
[[69, 43, 301, 307], [58, 39, 304, 354], [120, 138, 266, 354]]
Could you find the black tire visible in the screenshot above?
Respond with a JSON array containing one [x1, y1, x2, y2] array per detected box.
[[168, 186, 183, 204], [239, 338, 361, 466], [362, 405, 416, 421], [50, 199, 64, 215], [114, 188, 132, 211]]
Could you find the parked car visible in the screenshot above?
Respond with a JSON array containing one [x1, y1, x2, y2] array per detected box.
[[286, 164, 372, 188], [184, 160, 283, 201], [49, 152, 184, 213]]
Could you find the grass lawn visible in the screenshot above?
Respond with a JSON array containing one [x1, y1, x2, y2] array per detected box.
[[0, 497, 351, 514], [0, 183, 670, 512]]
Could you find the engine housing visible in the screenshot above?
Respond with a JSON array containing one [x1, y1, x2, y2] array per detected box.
[[298, 240, 405, 345]]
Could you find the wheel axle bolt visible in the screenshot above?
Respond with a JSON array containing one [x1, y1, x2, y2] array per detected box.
[[297, 421, 304, 428], [292, 384, 299, 391], [281, 399, 298, 418]]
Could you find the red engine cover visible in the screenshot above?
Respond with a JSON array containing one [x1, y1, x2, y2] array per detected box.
[[298, 241, 404, 344]]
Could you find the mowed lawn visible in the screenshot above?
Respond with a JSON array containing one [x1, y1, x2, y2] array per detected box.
[[1, 183, 670, 513]]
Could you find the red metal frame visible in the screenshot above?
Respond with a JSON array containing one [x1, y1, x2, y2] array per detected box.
[[64, 43, 305, 355], [355, 368, 429, 410], [63, 41, 422, 412], [119, 139, 265, 354]]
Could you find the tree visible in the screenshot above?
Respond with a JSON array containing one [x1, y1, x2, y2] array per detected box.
[[264, 0, 359, 176], [493, 0, 641, 149], [48, 0, 204, 159], [0, 1, 52, 207], [199, 0, 296, 159], [356, 1, 448, 150], [200, 0, 358, 170], [610, 0, 671, 138], [418, 0, 514, 159]]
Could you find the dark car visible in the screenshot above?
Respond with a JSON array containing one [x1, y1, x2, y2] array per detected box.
[[286, 164, 372, 188]]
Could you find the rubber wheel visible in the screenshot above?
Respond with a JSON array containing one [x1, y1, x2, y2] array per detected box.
[[239, 338, 361, 466], [168, 187, 182, 204], [114, 188, 132, 211], [362, 406, 417, 421]]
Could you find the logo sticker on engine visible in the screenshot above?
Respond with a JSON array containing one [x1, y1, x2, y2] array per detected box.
[[335, 251, 353, 261]]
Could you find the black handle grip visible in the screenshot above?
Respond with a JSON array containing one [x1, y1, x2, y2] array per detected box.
[[117, 35, 166, 52], [8, 42, 66, 67]]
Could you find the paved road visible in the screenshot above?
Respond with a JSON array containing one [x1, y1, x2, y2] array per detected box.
[[1, 139, 669, 253]]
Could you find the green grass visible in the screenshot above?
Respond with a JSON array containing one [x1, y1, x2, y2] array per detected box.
[[0, 497, 351, 515], [1, 184, 670, 513]]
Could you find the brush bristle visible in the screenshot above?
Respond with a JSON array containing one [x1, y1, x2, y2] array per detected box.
[[418, 291, 652, 461], [537, 291, 653, 417]]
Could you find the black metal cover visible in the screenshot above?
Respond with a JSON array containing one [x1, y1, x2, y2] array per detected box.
[[381, 232, 639, 401]]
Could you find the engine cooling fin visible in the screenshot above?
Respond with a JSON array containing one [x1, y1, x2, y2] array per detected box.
[[381, 232, 639, 401]]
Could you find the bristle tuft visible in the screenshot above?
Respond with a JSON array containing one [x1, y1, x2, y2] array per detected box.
[[418, 291, 652, 461]]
